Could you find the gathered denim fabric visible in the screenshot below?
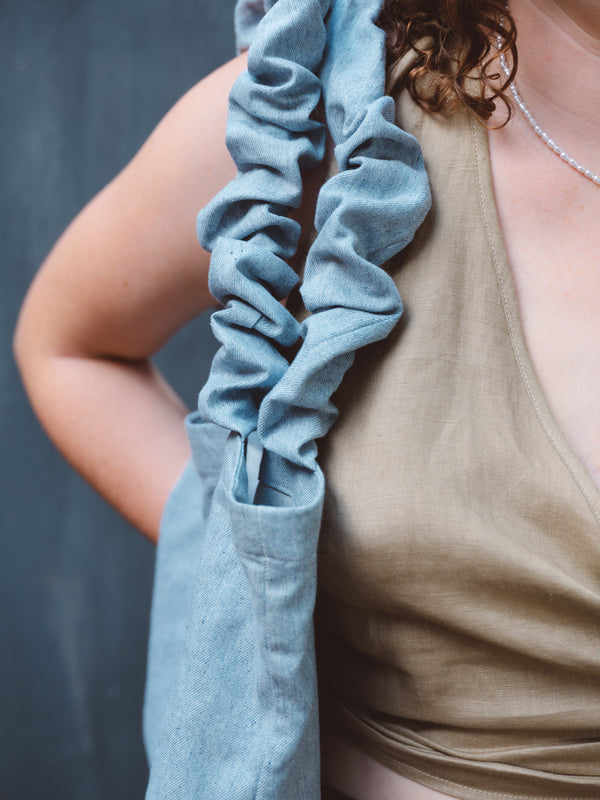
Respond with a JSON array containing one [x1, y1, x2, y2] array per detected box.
[[234, 0, 274, 51], [143, 1, 430, 798]]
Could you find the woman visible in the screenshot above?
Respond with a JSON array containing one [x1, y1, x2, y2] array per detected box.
[[14, 1, 600, 798]]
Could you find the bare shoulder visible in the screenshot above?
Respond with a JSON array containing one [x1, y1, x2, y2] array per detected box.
[[15, 53, 248, 363]]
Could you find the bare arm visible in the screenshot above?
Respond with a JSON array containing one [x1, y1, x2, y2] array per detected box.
[[13, 54, 248, 543]]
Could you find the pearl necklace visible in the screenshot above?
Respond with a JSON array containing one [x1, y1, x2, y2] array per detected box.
[[497, 27, 600, 187]]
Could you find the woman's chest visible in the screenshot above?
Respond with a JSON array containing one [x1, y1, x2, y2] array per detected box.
[[317, 108, 600, 615], [489, 131, 600, 491], [315, 90, 600, 800]]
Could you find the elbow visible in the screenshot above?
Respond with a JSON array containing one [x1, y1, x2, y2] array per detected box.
[[12, 285, 52, 395], [13, 302, 31, 379]]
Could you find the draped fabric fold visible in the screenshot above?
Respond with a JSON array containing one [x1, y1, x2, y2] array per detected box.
[[143, 1, 430, 797]]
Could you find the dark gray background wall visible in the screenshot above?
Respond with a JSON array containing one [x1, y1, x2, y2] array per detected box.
[[2, 2, 235, 797]]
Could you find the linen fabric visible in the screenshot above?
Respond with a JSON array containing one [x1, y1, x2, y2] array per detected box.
[[143, 2, 429, 799], [314, 51, 600, 799]]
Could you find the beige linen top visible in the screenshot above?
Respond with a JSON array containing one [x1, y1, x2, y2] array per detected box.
[[313, 54, 600, 800]]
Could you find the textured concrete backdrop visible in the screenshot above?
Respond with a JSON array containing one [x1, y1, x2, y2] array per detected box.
[[2, 1, 236, 797]]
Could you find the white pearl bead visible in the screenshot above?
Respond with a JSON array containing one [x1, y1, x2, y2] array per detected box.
[[498, 28, 599, 187]]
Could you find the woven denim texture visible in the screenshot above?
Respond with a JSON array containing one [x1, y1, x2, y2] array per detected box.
[[143, 1, 430, 798]]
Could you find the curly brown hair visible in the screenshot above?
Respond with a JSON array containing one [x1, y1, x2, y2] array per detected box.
[[377, 0, 518, 125]]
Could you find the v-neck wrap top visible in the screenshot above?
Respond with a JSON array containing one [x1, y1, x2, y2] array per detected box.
[[313, 53, 600, 800]]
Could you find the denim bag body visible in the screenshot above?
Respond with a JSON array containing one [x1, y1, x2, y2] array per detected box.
[[143, 1, 430, 797]]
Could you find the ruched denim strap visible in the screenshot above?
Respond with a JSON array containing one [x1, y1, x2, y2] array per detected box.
[[144, 2, 430, 798], [234, 0, 277, 53]]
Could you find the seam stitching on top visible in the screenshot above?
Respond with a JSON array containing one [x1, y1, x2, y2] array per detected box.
[[398, 758, 597, 800], [469, 112, 600, 528]]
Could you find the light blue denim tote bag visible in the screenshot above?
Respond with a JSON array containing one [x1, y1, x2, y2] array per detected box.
[[143, 1, 430, 797]]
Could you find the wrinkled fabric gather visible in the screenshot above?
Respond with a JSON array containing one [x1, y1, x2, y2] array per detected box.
[[143, 1, 430, 798]]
